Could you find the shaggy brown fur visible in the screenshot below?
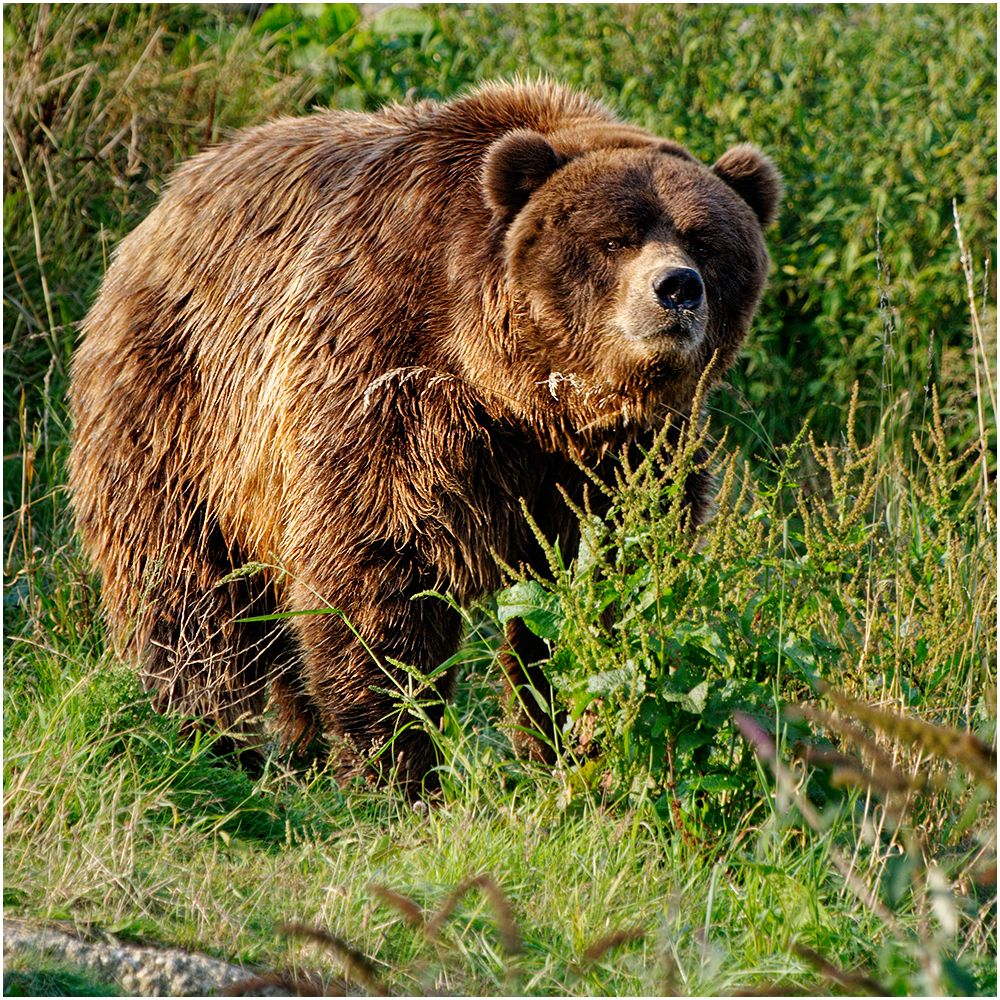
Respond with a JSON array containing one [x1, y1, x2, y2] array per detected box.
[[69, 81, 780, 787]]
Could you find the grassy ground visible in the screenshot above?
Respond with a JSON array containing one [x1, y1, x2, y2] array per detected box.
[[3, 4, 997, 996]]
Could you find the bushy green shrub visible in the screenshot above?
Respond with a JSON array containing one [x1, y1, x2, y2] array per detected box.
[[493, 381, 994, 822]]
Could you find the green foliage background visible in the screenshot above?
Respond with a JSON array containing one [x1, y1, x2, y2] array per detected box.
[[3, 4, 997, 996]]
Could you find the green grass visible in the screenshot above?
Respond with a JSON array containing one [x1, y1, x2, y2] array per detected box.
[[4, 965, 120, 997], [3, 4, 996, 996]]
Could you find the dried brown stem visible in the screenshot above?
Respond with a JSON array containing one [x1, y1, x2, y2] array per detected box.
[[281, 923, 388, 997]]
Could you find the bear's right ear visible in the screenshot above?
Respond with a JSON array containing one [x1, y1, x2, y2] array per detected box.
[[483, 129, 564, 224], [712, 145, 782, 228]]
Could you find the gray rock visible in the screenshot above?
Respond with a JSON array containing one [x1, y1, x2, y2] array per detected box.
[[3, 918, 263, 997]]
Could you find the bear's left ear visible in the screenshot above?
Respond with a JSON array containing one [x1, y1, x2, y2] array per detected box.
[[483, 129, 565, 224], [712, 145, 782, 228]]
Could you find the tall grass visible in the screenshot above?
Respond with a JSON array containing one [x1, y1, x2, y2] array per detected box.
[[3, 4, 996, 996]]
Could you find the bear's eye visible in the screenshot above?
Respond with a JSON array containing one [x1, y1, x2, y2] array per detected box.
[[603, 237, 629, 253], [688, 237, 713, 260]]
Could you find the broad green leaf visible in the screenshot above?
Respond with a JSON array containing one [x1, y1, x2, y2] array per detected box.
[[496, 580, 564, 640], [662, 680, 709, 715], [370, 5, 435, 36]]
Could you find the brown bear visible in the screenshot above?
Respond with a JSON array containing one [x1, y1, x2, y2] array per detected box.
[[69, 81, 780, 788]]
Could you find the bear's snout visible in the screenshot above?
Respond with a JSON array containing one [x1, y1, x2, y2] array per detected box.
[[611, 249, 709, 350], [653, 267, 704, 313]]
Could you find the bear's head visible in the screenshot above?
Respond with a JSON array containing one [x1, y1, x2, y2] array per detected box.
[[482, 128, 781, 434]]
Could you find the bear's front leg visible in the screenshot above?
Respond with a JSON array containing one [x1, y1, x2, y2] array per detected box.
[[285, 567, 463, 794], [499, 617, 564, 765]]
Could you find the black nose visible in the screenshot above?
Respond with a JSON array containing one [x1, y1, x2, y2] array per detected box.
[[653, 267, 704, 311]]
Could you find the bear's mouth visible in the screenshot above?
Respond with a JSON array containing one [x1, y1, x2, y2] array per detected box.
[[648, 307, 706, 343], [622, 307, 708, 357]]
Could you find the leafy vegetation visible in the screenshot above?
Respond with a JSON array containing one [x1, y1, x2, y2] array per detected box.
[[495, 378, 995, 810], [3, 3, 996, 996]]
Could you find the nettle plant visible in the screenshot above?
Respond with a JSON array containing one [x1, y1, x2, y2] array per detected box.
[[496, 380, 993, 823]]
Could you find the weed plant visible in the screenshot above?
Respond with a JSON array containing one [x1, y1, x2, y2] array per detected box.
[[3, 4, 997, 996], [487, 380, 995, 820]]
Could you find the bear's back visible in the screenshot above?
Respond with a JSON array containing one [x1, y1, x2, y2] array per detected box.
[[69, 83, 620, 572]]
